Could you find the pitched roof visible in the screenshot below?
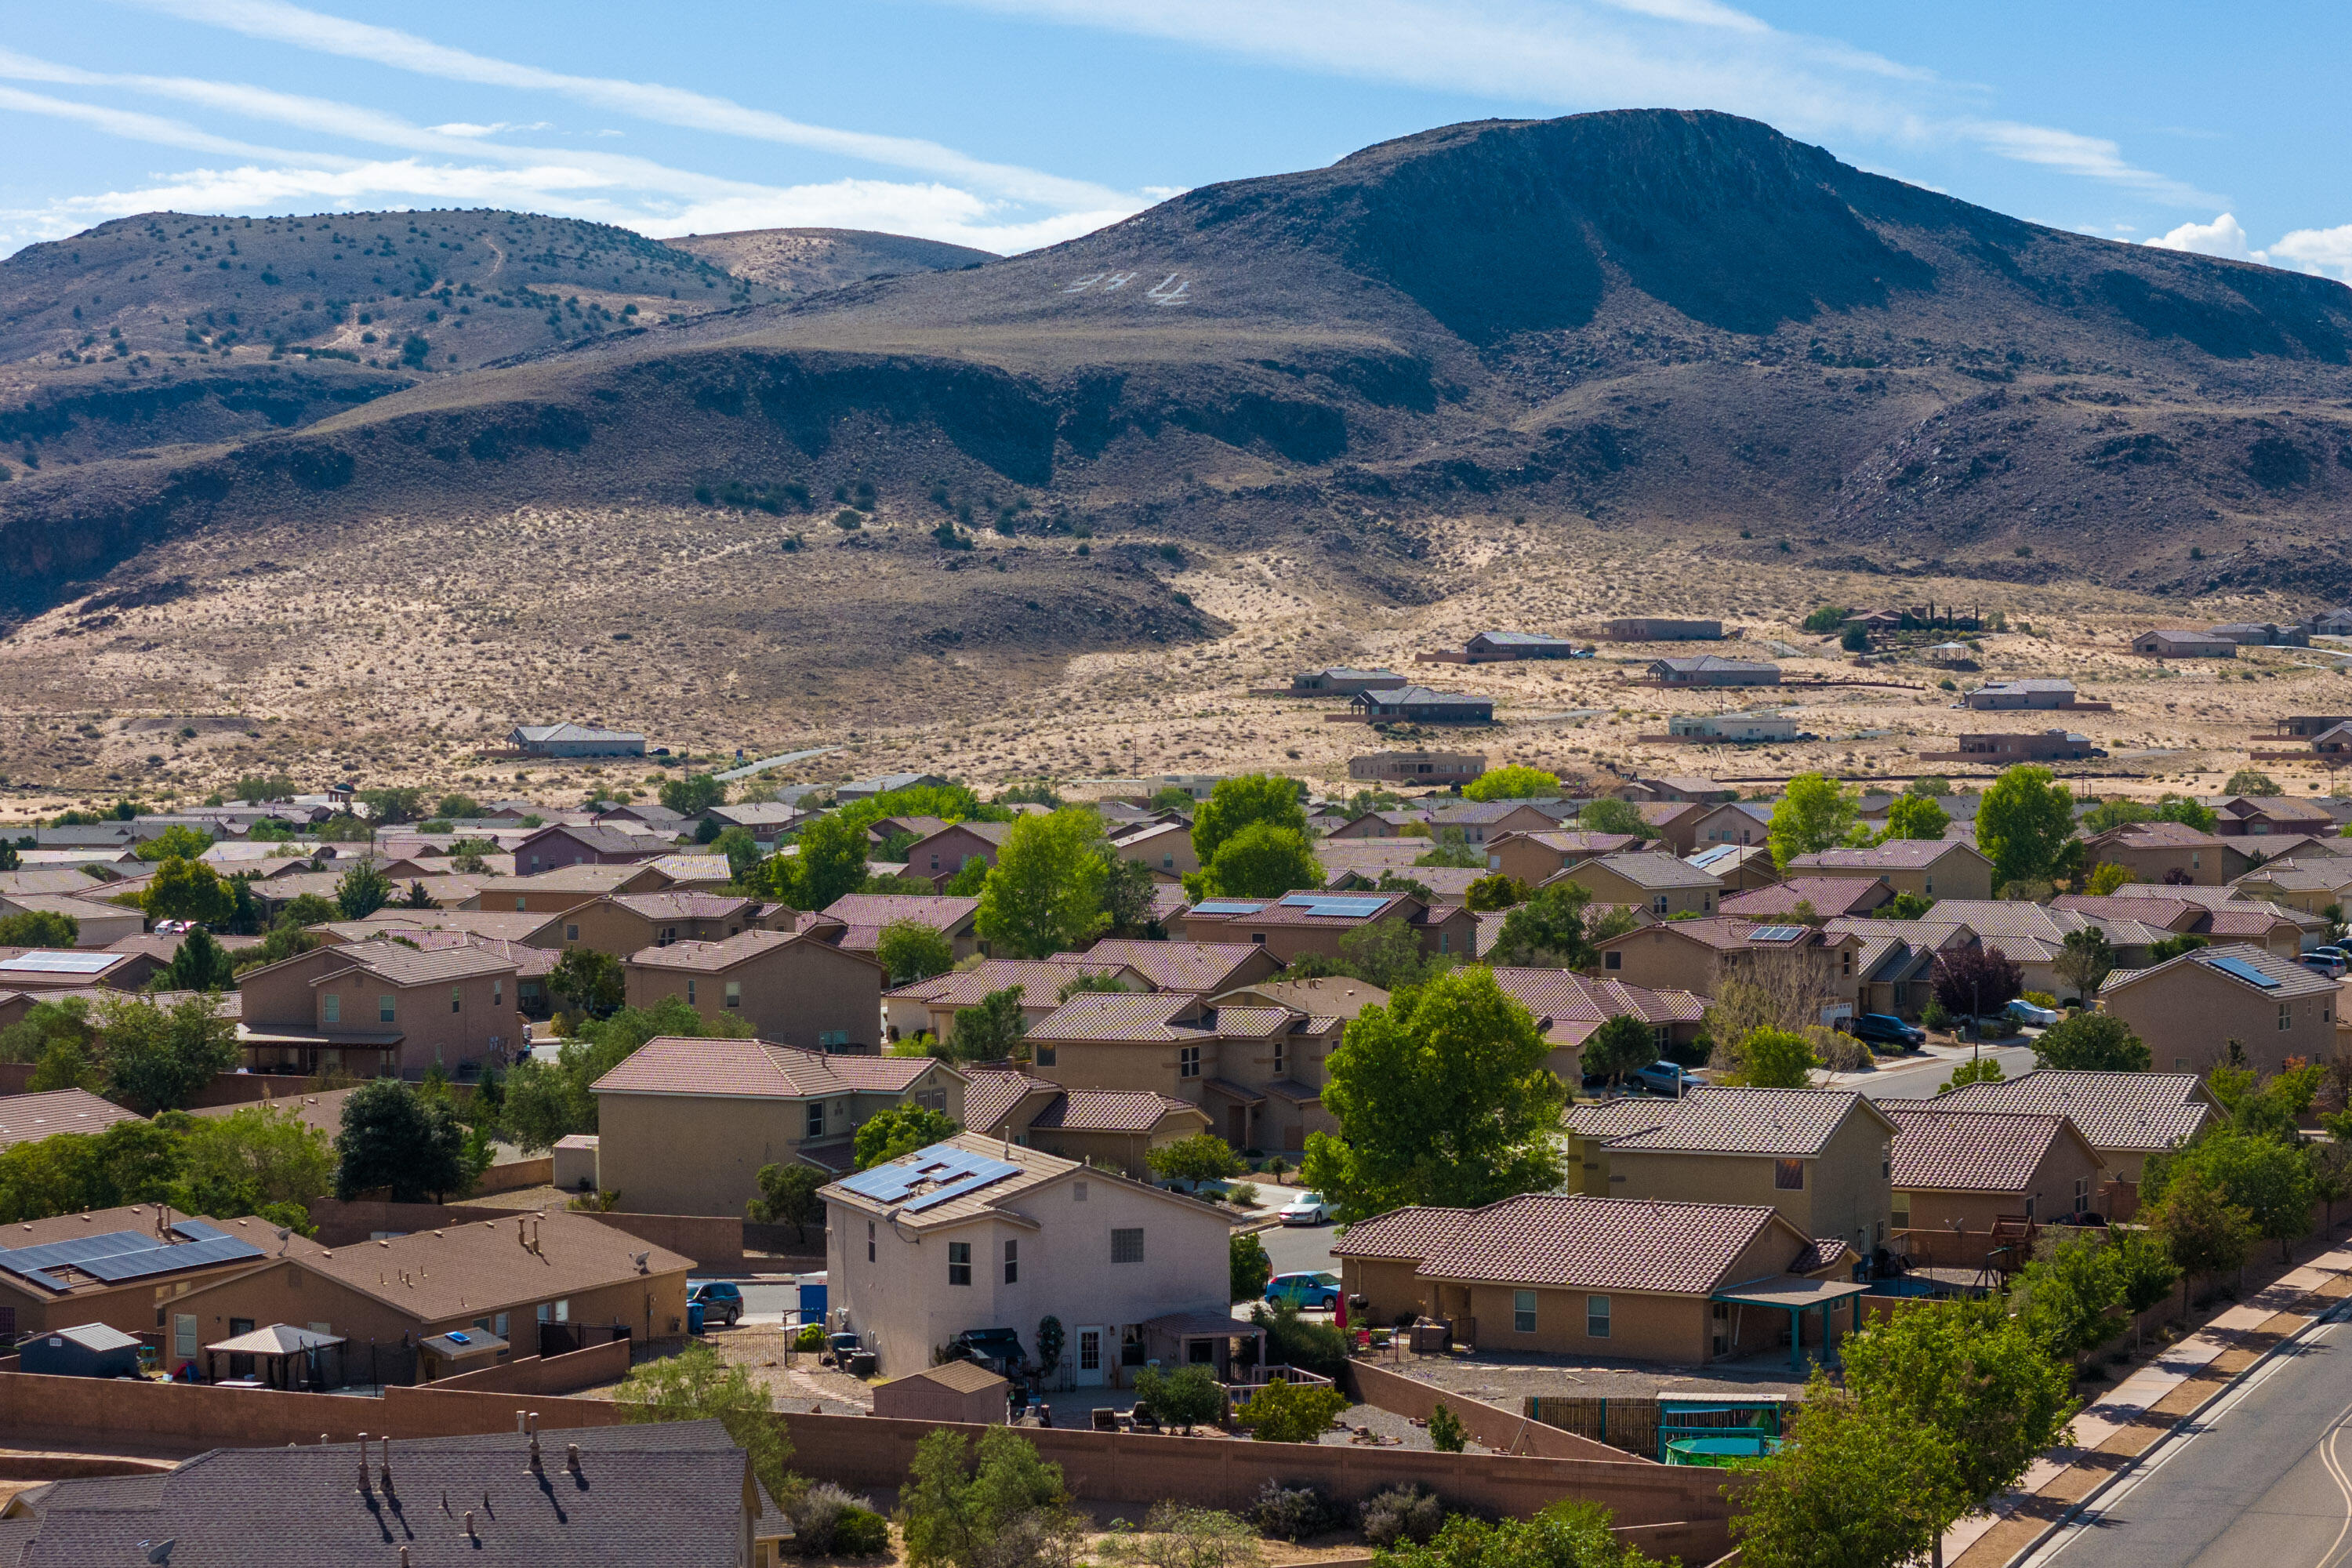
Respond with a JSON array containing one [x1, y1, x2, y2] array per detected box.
[[644, 853, 735, 883], [1185, 891, 1421, 927], [512, 721, 645, 743], [1025, 992, 1208, 1043], [821, 1131, 1221, 1232], [1788, 839, 1985, 872], [1564, 1087, 1886, 1156], [1596, 916, 1838, 953], [1486, 968, 1705, 1041], [819, 894, 980, 933], [1031, 1088, 1203, 1132], [1923, 1069, 2212, 1152], [251, 1209, 690, 1322], [1058, 940, 1272, 993], [320, 939, 518, 986], [1721, 878, 1890, 918], [886, 958, 1138, 1008], [2087, 820, 2229, 850], [1497, 830, 1641, 858], [0, 1089, 143, 1150], [2101, 941, 2339, 1000], [1571, 851, 1722, 891], [591, 1035, 947, 1099], [473, 864, 655, 895], [1888, 1109, 2085, 1192], [1338, 1192, 1798, 1295], [608, 891, 759, 920], [959, 1069, 1064, 1131], [514, 823, 664, 856]]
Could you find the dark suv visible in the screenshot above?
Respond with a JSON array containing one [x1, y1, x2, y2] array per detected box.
[[1840, 1014, 1926, 1049], [687, 1280, 744, 1327]]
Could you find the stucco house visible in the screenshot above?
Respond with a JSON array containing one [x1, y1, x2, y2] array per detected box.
[[235, 937, 523, 1079], [1883, 1107, 2109, 1232], [2098, 943, 2337, 1075], [623, 929, 887, 1053]]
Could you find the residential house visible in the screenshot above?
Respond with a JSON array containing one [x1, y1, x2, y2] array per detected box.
[[1831, 921, 1965, 1019], [1348, 686, 1494, 723], [2053, 892, 2310, 960], [1326, 809, 1434, 840], [1884, 1109, 2108, 1232], [2209, 622, 2310, 647], [1839, 901, 2172, 1003], [0, 1210, 319, 1348], [1919, 1069, 2215, 1197], [1645, 656, 1780, 687], [1916, 731, 2107, 764], [1784, 840, 1995, 902], [0, 1088, 145, 1151], [701, 802, 815, 843], [834, 772, 949, 802], [523, 891, 775, 957], [0, 949, 163, 992], [2132, 628, 2238, 659], [1109, 821, 1198, 880], [1180, 890, 1479, 965], [1022, 991, 1342, 1151], [1553, 851, 1724, 916], [2261, 715, 2352, 741], [2308, 609, 2352, 637], [466, 862, 673, 912], [597, 800, 693, 833], [1595, 920, 1864, 1015], [1486, 969, 1707, 1080], [1667, 710, 1798, 742], [643, 852, 735, 889], [624, 930, 888, 1052], [1721, 877, 1895, 920], [1210, 975, 1391, 1020], [1349, 750, 1487, 783], [1563, 1088, 1897, 1254], [2099, 943, 2337, 1075], [2080, 822, 2251, 887], [0, 892, 143, 946], [882, 956, 1150, 1045], [2210, 794, 2339, 837], [1685, 842, 1782, 891], [1606, 617, 1723, 641], [509, 721, 647, 757], [162, 1208, 691, 1378], [1461, 630, 1581, 662], [1334, 1193, 1860, 1363], [592, 1035, 966, 1209], [1290, 667, 1409, 695], [512, 822, 670, 872], [822, 1133, 1234, 1381], [1964, 679, 2111, 712], [2227, 857, 2352, 916], [1484, 830, 1639, 887], [1052, 940, 1285, 996], [1623, 776, 1740, 805], [234, 937, 523, 1078], [1632, 800, 1711, 855], [1421, 800, 1563, 844], [960, 1069, 1211, 1178], [819, 893, 985, 961]]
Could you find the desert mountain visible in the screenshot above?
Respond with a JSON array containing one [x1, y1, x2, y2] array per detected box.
[[660, 227, 996, 296], [9, 110, 2352, 623]]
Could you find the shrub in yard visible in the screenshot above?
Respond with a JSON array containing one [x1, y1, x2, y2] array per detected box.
[[832, 1506, 890, 1557], [1105, 1502, 1263, 1568], [1426, 1400, 1466, 1454], [1359, 1486, 1445, 1548], [791, 1482, 882, 1556], [1236, 1377, 1351, 1443], [793, 1322, 827, 1351], [1250, 1480, 1347, 1541]]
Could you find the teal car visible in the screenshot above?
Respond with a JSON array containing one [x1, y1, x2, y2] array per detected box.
[[1265, 1271, 1342, 1309]]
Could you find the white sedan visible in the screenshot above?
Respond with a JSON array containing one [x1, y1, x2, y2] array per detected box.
[[1277, 1192, 1332, 1226]]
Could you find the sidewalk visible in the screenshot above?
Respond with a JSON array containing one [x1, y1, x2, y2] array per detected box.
[[1945, 1238, 2352, 1567]]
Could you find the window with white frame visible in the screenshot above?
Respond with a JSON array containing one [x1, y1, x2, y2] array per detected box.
[[1178, 1045, 1200, 1079], [805, 1102, 825, 1138], [1513, 1290, 1537, 1334], [1586, 1295, 1610, 1338]]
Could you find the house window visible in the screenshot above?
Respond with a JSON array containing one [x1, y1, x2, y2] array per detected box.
[[1925, 878, 1935, 896], [1112, 1228, 1145, 1263], [1272, 1036, 1286, 1076], [1774, 1159, 1806, 1191], [173, 1313, 197, 1359], [1163, 855, 1176, 870], [322, 994, 340, 1025], [565, 924, 580, 942], [806, 1103, 826, 1138], [1178, 1046, 1200, 1079], [516, 896, 528, 911], [1073, 1181, 1087, 1203], [1439, 931, 1450, 954], [687, 980, 696, 1004], [726, 982, 743, 1009], [2280, 1003, 2292, 1032], [1892, 1193, 1911, 1229], [659, 927, 677, 946], [1123, 1325, 1147, 1367], [451, 986, 463, 1014], [1035, 1044, 1057, 1067], [2074, 1178, 2089, 1215], [2024, 1196, 2036, 1220], [538, 1299, 568, 1323], [867, 1221, 877, 1263], [1603, 951, 1623, 971], [1653, 896, 1668, 914], [1250, 933, 1266, 946], [378, 995, 396, 1024], [1586, 1295, 1610, 1338], [492, 980, 503, 1007], [819, 1030, 851, 1051], [1004, 1240, 1019, 1284], [494, 1312, 509, 1338], [1513, 1290, 1537, 1334], [1841, 949, 1853, 976], [948, 1242, 972, 1287]]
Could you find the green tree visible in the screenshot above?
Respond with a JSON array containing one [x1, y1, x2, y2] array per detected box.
[[710, 825, 764, 884], [2052, 928, 2113, 1006], [1977, 766, 2078, 889], [1098, 852, 1161, 938], [1766, 773, 1864, 869], [1134, 1365, 1228, 1434], [134, 824, 215, 862], [2085, 862, 2136, 895], [1302, 967, 1563, 1222], [0, 997, 94, 1067], [615, 1341, 792, 1500], [1490, 880, 1596, 968], [746, 1161, 826, 1243], [1191, 775, 1307, 869], [357, 786, 426, 825], [1148, 1134, 1245, 1185], [660, 773, 728, 817], [1425, 1401, 1467, 1454], [877, 917, 956, 985], [170, 1102, 336, 1218], [143, 857, 238, 926], [0, 910, 78, 947], [1732, 1377, 1968, 1568], [977, 808, 1111, 958], [1802, 605, 1851, 633], [2224, 768, 2281, 797], [549, 946, 626, 1020], [853, 1103, 960, 1170], [333, 1078, 470, 1200], [1463, 766, 1559, 802], [165, 927, 236, 993], [1575, 797, 1649, 840], [434, 793, 481, 819], [1876, 794, 1951, 843], [1886, 891, 1937, 920], [1148, 786, 1198, 813], [1464, 873, 1526, 912], [501, 997, 750, 1149], [1374, 1502, 1650, 1568], [2156, 1126, 2316, 1261], [1937, 1055, 2006, 1094], [1908, 775, 1952, 797], [335, 862, 393, 920], [2031, 1011, 2148, 1071], [1331, 918, 1448, 991], [2014, 1229, 2125, 1368], [949, 986, 1029, 1062], [1194, 822, 1323, 900], [1234, 1376, 1351, 1443], [1230, 1231, 1272, 1302], [1411, 826, 1486, 869], [26, 1038, 103, 1093], [1580, 1014, 1657, 1087], [2111, 1226, 2180, 1350], [898, 1427, 1083, 1568], [2149, 1163, 2256, 1315], [1726, 1026, 1815, 1088], [0, 1120, 187, 1223], [96, 994, 237, 1113]]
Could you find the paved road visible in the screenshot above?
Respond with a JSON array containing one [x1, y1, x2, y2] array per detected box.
[[1838, 1042, 2042, 1101], [2027, 1303, 2352, 1568]]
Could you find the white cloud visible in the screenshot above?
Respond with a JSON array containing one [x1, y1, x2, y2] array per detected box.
[[1960, 121, 2220, 208], [0, 82, 336, 165], [429, 121, 550, 138], [2144, 211, 2255, 261], [2265, 225, 2352, 281]]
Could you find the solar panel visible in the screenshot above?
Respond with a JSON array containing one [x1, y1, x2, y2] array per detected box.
[[0, 1222, 260, 1290], [1276, 894, 1391, 917], [1748, 925, 1808, 943], [902, 1163, 1022, 1214], [837, 1144, 1019, 1207], [1192, 900, 1267, 916], [2207, 955, 2281, 989], [0, 951, 117, 975]]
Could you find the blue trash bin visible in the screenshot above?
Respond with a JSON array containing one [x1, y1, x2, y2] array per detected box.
[[688, 1301, 706, 1337]]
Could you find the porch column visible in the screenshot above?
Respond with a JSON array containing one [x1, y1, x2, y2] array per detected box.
[[1788, 1306, 1802, 1373]]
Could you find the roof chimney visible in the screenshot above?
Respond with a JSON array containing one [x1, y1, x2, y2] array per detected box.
[[378, 1437, 394, 1494], [565, 1443, 581, 1476], [463, 1511, 477, 1544], [355, 1434, 372, 1495]]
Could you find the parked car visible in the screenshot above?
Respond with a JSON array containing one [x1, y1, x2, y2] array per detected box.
[[2311, 946, 2352, 966], [1839, 1014, 1927, 1048], [686, 1279, 743, 1327], [1633, 1061, 1706, 1097], [2005, 998, 2060, 1028], [2300, 952, 2348, 978], [1277, 1192, 1332, 1226], [1265, 1271, 1342, 1309]]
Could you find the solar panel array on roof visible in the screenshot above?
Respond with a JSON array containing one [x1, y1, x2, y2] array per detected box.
[[2206, 954, 2282, 989], [0, 951, 118, 975], [1192, 900, 1267, 916], [1687, 844, 1740, 868], [1748, 925, 1808, 943], [837, 1144, 1022, 1210], [1276, 894, 1392, 917], [0, 1218, 261, 1291]]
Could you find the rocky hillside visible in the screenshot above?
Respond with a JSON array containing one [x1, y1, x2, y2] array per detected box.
[[660, 227, 996, 296]]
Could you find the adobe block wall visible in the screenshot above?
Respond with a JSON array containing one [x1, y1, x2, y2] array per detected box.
[[426, 1338, 630, 1396], [1344, 1360, 1631, 1463]]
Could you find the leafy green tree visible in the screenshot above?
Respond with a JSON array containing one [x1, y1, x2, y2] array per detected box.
[[549, 946, 626, 1020], [877, 917, 956, 985], [335, 862, 393, 920], [134, 824, 214, 862], [2015, 1229, 2125, 1367], [1937, 1055, 2006, 1094], [1134, 1365, 1228, 1434], [0, 910, 78, 947], [1099, 852, 1161, 937], [1302, 967, 1563, 1222], [949, 985, 1029, 1062], [170, 1102, 336, 1218], [1464, 766, 1559, 802], [96, 994, 237, 1113], [853, 1103, 960, 1170], [2148, 932, 2209, 963], [165, 927, 236, 993], [1977, 766, 2077, 889], [2085, 862, 2136, 895], [659, 773, 728, 817], [0, 1119, 187, 1223], [1426, 1401, 1467, 1454], [1235, 1377, 1351, 1443], [1376, 1501, 1650, 1568], [978, 808, 1110, 957], [434, 793, 481, 820], [26, 1038, 103, 1093], [942, 856, 992, 896], [2031, 1011, 2147, 1071], [1195, 822, 1322, 900], [1330, 919, 1448, 991], [2111, 1226, 2180, 1349], [782, 811, 874, 910], [710, 825, 764, 883], [1411, 826, 1486, 868], [746, 1161, 826, 1243], [143, 857, 238, 926], [2154, 1126, 2316, 1261], [1732, 1377, 1968, 1568], [281, 892, 339, 927], [1802, 605, 1851, 633], [898, 1427, 1083, 1568], [1464, 873, 1526, 912], [238, 775, 303, 804], [357, 786, 426, 825], [1230, 1231, 1272, 1302], [0, 841, 18, 872], [1907, 775, 1952, 797], [2224, 768, 2281, 797], [1191, 775, 1307, 869], [1149, 786, 1198, 813], [1148, 1134, 1246, 1185], [0, 997, 94, 1067], [1726, 1026, 1814, 1088], [1767, 773, 1864, 869], [2149, 1163, 2255, 1315], [333, 1079, 470, 1201], [1876, 794, 1951, 843], [1490, 880, 1597, 968], [1575, 797, 1650, 840], [1886, 891, 1936, 920], [1581, 1014, 1657, 1086], [615, 1341, 791, 1500]]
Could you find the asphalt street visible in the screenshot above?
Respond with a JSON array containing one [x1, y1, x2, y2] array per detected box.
[[2027, 1303, 2352, 1568], [1842, 1041, 2042, 1101]]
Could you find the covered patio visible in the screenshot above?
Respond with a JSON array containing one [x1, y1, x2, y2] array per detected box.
[[205, 1323, 347, 1390], [1139, 1311, 1266, 1379], [1710, 1273, 1872, 1372], [236, 1025, 403, 1077]]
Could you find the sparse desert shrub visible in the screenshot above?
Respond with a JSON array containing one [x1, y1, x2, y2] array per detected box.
[[1359, 1486, 1445, 1548], [791, 1482, 882, 1555], [1250, 1481, 1346, 1542]]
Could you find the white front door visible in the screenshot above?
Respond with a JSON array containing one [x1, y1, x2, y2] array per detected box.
[[1074, 1326, 1107, 1387]]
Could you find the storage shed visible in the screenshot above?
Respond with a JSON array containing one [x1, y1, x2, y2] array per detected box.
[[17, 1322, 142, 1378], [871, 1359, 1010, 1425]]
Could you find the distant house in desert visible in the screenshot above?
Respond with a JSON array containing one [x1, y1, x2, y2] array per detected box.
[[1605, 617, 1723, 641], [1667, 710, 1798, 742], [1348, 750, 1488, 784], [2131, 629, 2238, 659], [1348, 687, 1494, 723], [1645, 657, 1780, 688], [2209, 622, 2309, 647], [1917, 731, 2106, 764], [1964, 680, 2111, 712], [1290, 667, 1410, 695], [508, 723, 646, 758]]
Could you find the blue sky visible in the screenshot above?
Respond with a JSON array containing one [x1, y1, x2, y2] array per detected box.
[[1, 0, 2345, 277]]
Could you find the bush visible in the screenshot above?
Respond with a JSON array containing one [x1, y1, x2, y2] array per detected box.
[[1359, 1486, 1445, 1548], [1234, 1377, 1350, 1443], [833, 1506, 891, 1557], [1250, 1480, 1346, 1541], [1816, 1029, 1872, 1071], [793, 1322, 827, 1351], [1134, 1364, 1226, 1434], [1251, 1300, 1347, 1377], [1426, 1400, 1466, 1454], [791, 1482, 883, 1556], [1106, 1503, 1263, 1568]]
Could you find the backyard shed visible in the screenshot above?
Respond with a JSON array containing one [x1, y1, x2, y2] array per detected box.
[[16, 1322, 141, 1378]]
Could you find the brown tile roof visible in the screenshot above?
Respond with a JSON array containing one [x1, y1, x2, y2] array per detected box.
[[1214, 977, 1391, 1018], [343, 927, 559, 978], [474, 864, 654, 895], [2087, 821, 2228, 849], [1208, 1005, 1298, 1039], [820, 894, 981, 934], [1788, 840, 1984, 872], [1056, 940, 1272, 993], [1573, 851, 1722, 891], [1486, 969, 1705, 1040], [1563, 1087, 1887, 1156], [959, 1069, 1062, 1131], [609, 891, 759, 920], [1601, 916, 1832, 953], [324, 939, 519, 986], [1924, 1069, 2212, 1152], [351, 909, 555, 942], [591, 1035, 947, 1099], [2103, 941, 2339, 1000], [627, 928, 880, 975], [1721, 878, 1889, 918], [1026, 992, 1209, 1043], [886, 958, 1138, 1007], [516, 823, 666, 857], [1889, 1109, 2079, 1192], [1504, 830, 1642, 858], [1790, 1237, 1853, 1273], [1330, 1205, 1467, 1260], [0, 1089, 143, 1149], [1031, 1088, 1203, 1133], [257, 1209, 691, 1321], [893, 1359, 1007, 1395], [644, 852, 733, 883], [1343, 1192, 1798, 1295]]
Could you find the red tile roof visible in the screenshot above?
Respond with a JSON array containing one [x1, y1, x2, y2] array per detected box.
[[1564, 1087, 1887, 1156], [1721, 878, 1889, 918], [1340, 1192, 1800, 1295], [0, 1089, 143, 1150], [1055, 941, 1271, 993], [1918, 1069, 2212, 1152], [1888, 1109, 2078, 1192], [591, 1035, 948, 1099], [1025, 992, 1208, 1043], [1788, 840, 1984, 871], [819, 895, 981, 933], [1031, 1089, 1203, 1133]]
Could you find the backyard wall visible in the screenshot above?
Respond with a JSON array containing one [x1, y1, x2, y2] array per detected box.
[[1344, 1359, 1630, 1463], [424, 1338, 630, 1396]]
